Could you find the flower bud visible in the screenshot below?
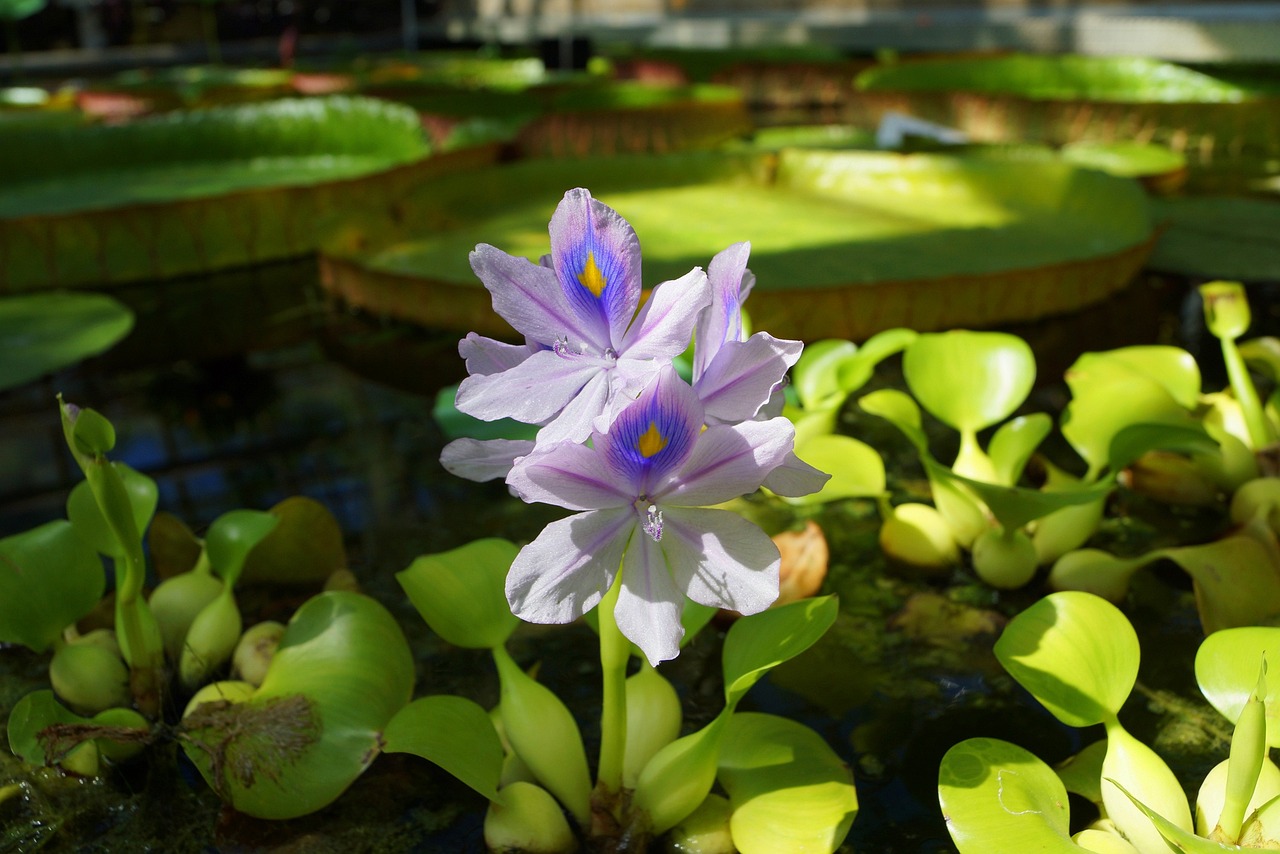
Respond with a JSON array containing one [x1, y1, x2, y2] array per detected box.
[[484, 782, 578, 853], [667, 793, 735, 854], [149, 571, 224, 660], [971, 527, 1038, 589], [179, 593, 243, 690], [879, 503, 959, 573], [49, 640, 130, 715], [623, 663, 682, 788], [231, 621, 286, 687], [182, 679, 256, 719]]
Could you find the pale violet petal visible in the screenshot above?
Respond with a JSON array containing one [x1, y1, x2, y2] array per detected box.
[[598, 365, 703, 494], [549, 189, 641, 347], [590, 358, 661, 434], [694, 332, 802, 425], [507, 441, 632, 510], [619, 268, 711, 361], [534, 368, 613, 446], [459, 333, 540, 376], [658, 419, 796, 507], [616, 532, 686, 666], [693, 242, 751, 379], [470, 243, 603, 350], [506, 509, 634, 625], [440, 438, 534, 482], [456, 349, 598, 424], [660, 507, 780, 616], [763, 450, 832, 498]]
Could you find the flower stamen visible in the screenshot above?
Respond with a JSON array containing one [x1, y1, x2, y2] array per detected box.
[[642, 504, 664, 541]]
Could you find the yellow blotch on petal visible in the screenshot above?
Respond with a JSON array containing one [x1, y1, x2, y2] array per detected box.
[[577, 252, 607, 298], [637, 422, 669, 458]]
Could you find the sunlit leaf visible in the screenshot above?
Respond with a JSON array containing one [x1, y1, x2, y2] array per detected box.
[[790, 435, 885, 504], [65, 463, 157, 560], [722, 595, 838, 707], [903, 331, 1035, 434], [1196, 627, 1280, 747], [204, 509, 279, 589], [989, 414, 1052, 486], [382, 694, 504, 802], [398, 538, 520, 650]]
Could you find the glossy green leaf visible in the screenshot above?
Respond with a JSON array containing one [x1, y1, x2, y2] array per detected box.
[[240, 497, 347, 586], [792, 339, 858, 412], [989, 413, 1052, 486], [1103, 722, 1194, 851], [1109, 779, 1228, 854], [1048, 548, 1156, 603], [722, 595, 838, 707], [858, 388, 928, 453], [0, 521, 104, 652], [716, 712, 856, 854], [204, 509, 279, 589], [1057, 739, 1108, 805], [181, 591, 415, 819], [995, 591, 1138, 728], [65, 464, 158, 559], [633, 711, 731, 836], [382, 695, 504, 802], [1106, 423, 1219, 475], [789, 435, 885, 504], [925, 457, 1112, 532], [1149, 196, 1280, 282], [1162, 535, 1280, 634], [1196, 628, 1280, 746], [398, 538, 520, 650], [937, 737, 1080, 854], [1069, 346, 1202, 411], [1061, 369, 1192, 477], [903, 331, 1035, 434], [0, 293, 134, 391], [7, 690, 84, 766], [1196, 759, 1280, 841]]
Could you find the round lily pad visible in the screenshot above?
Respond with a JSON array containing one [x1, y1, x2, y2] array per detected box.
[[0, 292, 133, 390], [0, 96, 479, 290], [1147, 195, 1280, 282], [319, 148, 1153, 341]]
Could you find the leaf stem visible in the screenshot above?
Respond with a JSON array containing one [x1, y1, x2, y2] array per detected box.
[[596, 573, 628, 802]]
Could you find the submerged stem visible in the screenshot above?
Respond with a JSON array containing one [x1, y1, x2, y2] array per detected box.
[[596, 574, 629, 805]]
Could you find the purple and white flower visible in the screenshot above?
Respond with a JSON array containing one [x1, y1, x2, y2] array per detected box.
[[504, 366, 824, 664]]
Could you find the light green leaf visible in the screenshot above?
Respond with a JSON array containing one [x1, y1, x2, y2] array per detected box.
[[995, 591, 1138, 727], [903, 330, 1035, 434], [1106, 422, 1218, 475], [988, 413, 1052, 486], [1109, 779, 1228, 854], [723, 595, 838, 707], [1103, 723, 1194, 851], [398, 539, 520, 650], [1057, 739, 1108, 805], [204, 509, 279, 589], [181, 591, 415, 819], [65, 463, 158, 560], [1196, 627, 1280, 747], [0, 520, 104, 652], [789, 435, 885, 504], [633, 711, 731, 836], [937, 737, 1080, 854], [0, 293, 134, 391], [382, 695, 504, 802], [1149, 196, 1280, 282], [1070, 346, 1203, 410], [792, 339, 858, 411], [718, 712, 856, 854], [240, 497, 347, 586], [858, 388, 928, 453], [925, 457, 1112, 532], [1161, 535, 1280, 634], [6, 689, 85, 766]]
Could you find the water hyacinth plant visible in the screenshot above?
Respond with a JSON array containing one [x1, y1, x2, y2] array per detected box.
[[393, 187, 856, 850]]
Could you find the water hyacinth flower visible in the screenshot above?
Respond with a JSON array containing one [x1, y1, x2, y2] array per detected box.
[[450, 188, 712, 459], [505, 365, 826, 665]]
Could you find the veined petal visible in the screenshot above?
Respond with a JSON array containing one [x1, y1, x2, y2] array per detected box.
[[507, 509, 634, 625], [440, 438, 535, 482], [617, 532, 686, 665], [507, 441, 633, 510], [535, 368, 614, 446], [658, 419, 796, 506], [598, 366, 702, 494], [470, 243, 604, 351], [763, 450, 831, 498], [619, 267, 711, 360], [456, 349, 598, 425], [660, 507, 780, 616], [549, 189, 641, 346], [695, 332, 802, 425], [459, 333, 541, 376], [693, 242, 751, 379]]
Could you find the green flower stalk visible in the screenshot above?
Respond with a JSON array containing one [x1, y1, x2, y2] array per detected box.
[[1201, 281, 1275, 450], [59, 398, 164, 717], [594, 575, 629, 813]]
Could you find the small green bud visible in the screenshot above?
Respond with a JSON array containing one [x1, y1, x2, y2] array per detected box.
[[971, 526, 1038, 589], [231, 621, 286, 687], [60, 738, 100, 777], [1048, 548, 1148, 603], [484, 782, 578, 853], [624, 663, 682, 788], [667, 793, 735, 854], [1032, 498, 1105, 566], [149, 571, 224, 660], [179, 593, 243, 690], [1201, 281, 1252, 341], [632, 715, 728, 836], [879, 503, 960, 572], [182, 679, 256, 719], [68, 406, 116, 457], [1231, 478, 1280, 534], [91, 707, 150, 763], [49, 640, 130, 715]]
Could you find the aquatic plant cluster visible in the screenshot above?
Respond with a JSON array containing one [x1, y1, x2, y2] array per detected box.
[[8, 181, 1280, 853]]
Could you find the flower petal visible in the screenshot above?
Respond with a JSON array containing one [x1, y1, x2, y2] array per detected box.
[[616, 532, 686, 665], [695, 332, 802, 425], [459, 333, 541, 376], [549, 189, 641, 347], [456, 348, 598, 424], [763, 450, 832, 498], [619, 267, 711, 361], [507, 440, 633, 510], [470, 243, 602, 350], [660, 507, 780, 616], [440, 438, 535, 482], [693, 242, 751, 379], [598, 365, 702, 494], [658, 418, 798, 506], [506, 509, 634, 625], [535, 368, 613, 446]]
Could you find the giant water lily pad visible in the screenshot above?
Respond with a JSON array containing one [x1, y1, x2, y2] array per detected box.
[[319, 148, 1153, 341], [0, 96, 496, 290], [1147, 196, 1280, 282], [854, 55, 1280, 173], [0, 291, 133, 390]]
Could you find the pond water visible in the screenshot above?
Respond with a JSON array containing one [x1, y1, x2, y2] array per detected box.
[[0, 266, 1262, 852]]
